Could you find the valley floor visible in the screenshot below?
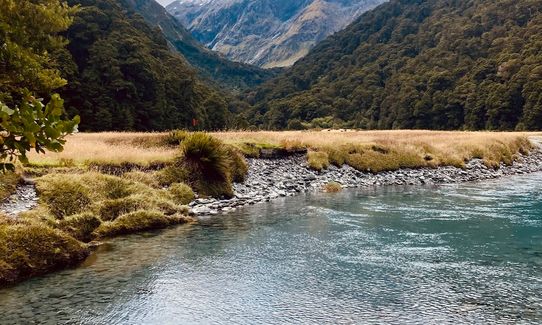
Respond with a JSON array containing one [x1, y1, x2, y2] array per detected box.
[[1, 130, 542, 286]]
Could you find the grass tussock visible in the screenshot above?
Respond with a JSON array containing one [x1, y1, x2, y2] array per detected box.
[[307, 151, 330, 171], [93, 210, 193, 238], [0, 219, 89, 286], [169, 132, 248, 198], [32, 171, 193, 242], [169, 183, 195, 205], [0, 172, 22, 202], [323, 182, 342, 193]]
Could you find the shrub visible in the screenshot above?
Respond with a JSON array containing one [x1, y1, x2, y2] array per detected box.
[[169, 183, 195, 205], [94, 210, 193, 238], [156, 165, 190, 186], [0, 222, 89, 286], [57, 213, 102, 242], [175, 132, 247, 198], [323, 182, 343, 193], [307, 151, 330, 171], [36, 174, 92, 218]]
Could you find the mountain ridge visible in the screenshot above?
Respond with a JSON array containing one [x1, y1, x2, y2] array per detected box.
[[167, 0, 386, 68]]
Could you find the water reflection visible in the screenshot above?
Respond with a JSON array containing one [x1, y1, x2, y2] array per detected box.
[[0, 173, 541, 324]]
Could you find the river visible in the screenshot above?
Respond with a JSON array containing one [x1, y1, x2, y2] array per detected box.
[[1, 172, 541, 324]]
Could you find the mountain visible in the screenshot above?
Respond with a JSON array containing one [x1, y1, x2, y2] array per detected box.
[[246, 0, 542, 131], [59, 0, 232, 131], [166, 0, 386, 68], [121, 0, 277, 90]]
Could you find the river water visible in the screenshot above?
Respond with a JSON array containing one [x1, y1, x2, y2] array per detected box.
[[1, 173, 541, 324]]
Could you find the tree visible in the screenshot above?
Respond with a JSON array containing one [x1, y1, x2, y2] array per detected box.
[[0, 0, 79, 170]]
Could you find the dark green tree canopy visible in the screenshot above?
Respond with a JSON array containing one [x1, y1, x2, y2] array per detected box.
[[0, 0, 79, 170], [246, 0, 542, 131], [58, 0, 231, 131]]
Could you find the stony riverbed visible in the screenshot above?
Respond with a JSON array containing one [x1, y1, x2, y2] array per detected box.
[[3, 146, 542, 217], [189, 148, 542, 216]]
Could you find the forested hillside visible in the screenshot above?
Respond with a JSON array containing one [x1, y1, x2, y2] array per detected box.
[[246, 0, 542, 130], [58, 0, 232, 131], [124, 0, 276, 90]]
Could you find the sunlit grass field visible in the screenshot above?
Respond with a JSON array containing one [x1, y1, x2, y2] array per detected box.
[[27, 130, 539, 171]]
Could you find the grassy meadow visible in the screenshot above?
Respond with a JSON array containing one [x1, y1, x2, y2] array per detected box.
[[27, 130, 537, 171]]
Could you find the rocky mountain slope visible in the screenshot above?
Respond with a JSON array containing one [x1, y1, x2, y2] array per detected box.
[[121, 0, 276, 90], [245, 0, 542, 131], [166, 0, 386, 68]]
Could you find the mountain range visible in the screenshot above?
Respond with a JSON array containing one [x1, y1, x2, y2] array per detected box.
[[166, 0, 386, 68], [246, 0, 542, 131]]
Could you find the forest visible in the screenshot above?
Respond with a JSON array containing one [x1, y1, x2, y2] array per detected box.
[[56, 0, 236, 131], [245, 0, 542, 131]]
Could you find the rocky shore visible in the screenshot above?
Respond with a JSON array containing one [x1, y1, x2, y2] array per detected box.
[[189, 147, 542, 216]]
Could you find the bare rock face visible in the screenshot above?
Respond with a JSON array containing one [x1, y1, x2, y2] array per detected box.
[[166, 0, 387, 68]]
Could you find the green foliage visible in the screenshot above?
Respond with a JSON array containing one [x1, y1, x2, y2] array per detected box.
[[0, 0, 79, 170], [0, 221, 89, 286], [169, 183, 195, 205], [59, 0, 232, 131], [247, 0, 542, 131]]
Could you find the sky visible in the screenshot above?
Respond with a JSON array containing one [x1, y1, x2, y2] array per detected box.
[[156, 0, 172, 6]]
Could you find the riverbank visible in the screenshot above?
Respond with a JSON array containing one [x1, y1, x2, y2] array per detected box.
[[1, 131, 542, 287], [190, 142, 542, 215]]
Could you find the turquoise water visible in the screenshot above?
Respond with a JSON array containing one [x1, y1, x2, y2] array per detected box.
[[1, 173, 541, 324]]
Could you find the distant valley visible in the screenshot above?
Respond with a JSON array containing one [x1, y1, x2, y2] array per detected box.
[[166, 0, 386, 68]]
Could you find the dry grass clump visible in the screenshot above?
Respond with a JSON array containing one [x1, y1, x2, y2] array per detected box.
[[307, 151, 330, 171], [323, 181, 342, 193], [57, 213, 102, 242], [0, 172, 22, 202], [170, 132, 248, 198], [169, 183, 195, 205], [93, 210, 193, 238], [0, 220, 89, 286], [32, 171, 194, 242]]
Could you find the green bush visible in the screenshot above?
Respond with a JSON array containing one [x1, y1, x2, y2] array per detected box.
[[0, 222, 89, 286], [36, 174, 92, 218], [94, 210, 192, 238], [57, 213, 102, 242], [169, 183, 195, 205]]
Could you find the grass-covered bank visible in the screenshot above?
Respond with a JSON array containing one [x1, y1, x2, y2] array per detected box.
[[0, 132, 248, 287], [1, 130, 540, 286], [28, 130, 537, 172]]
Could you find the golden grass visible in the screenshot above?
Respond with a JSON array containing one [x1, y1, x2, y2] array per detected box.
[[27, 132, 176, 167], [25, 130, 540, 171]]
